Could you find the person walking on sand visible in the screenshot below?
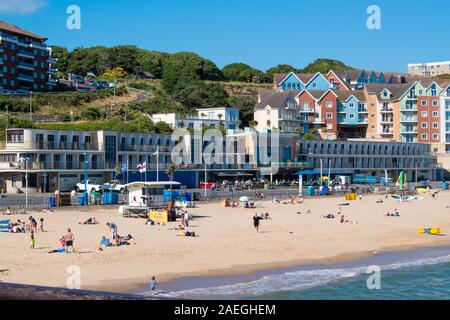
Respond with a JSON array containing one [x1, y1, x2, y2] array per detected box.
[[106, 222, 118, 239], [30, 231, 35, 249], [253, 213, 262, 232], [149, 276, 157, 295], [29, 216, 37, 233], [39, 217, 44, 232], [64, 228, 75, 253]]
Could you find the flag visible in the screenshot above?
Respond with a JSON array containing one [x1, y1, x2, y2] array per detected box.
[[120, 163, 128, 174], [137, 162, 147, 173], [152, 146, 159, 156]]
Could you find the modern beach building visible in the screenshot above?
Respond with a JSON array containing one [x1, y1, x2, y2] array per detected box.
[[0, 21, 57, 93], [151, 107, 240, 131], [0, 127, 441, 193], [408, 61, 450, 77]]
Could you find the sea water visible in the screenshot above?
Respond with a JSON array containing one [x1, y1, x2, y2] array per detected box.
[[158, 247, 450, 300]]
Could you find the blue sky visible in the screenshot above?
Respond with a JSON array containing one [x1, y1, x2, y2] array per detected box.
[[1, 0, 449, 72]]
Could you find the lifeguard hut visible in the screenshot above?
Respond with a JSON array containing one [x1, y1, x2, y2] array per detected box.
[[119, 181, 181, 218]]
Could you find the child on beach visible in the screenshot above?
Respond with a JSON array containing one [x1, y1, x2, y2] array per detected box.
[[30, 231, 35, 249], [149, 276, 157, 295], [39, 218, 44, 232]]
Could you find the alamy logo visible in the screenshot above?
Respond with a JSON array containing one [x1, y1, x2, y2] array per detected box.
[[366, 265, 381, 290], [66, 265, 81, 289], [66, 5, 81, 30], [366, 5, 382, 30]]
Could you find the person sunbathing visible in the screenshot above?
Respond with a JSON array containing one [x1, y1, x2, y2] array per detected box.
[[323, 214, 335, 219], [340, 215, 358, 224], [79, 218, 99, 225], [177, 230, 197, 237], [376, 198, 384, 204]]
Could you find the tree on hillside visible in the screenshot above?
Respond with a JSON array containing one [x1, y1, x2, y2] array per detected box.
[[154, 121, 174, 134], [107, 45, 142, 74], [302, 59, 355, 74], [265, 64, 301, 82], [50, 45, 69, 74], [67, 46, 110, 76], [139, 51, 169, 78], [162, 52, 222, 94], [222, 63, 263, 83]]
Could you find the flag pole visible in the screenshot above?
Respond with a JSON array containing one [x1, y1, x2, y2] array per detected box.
[[157, 152, 159, 182]]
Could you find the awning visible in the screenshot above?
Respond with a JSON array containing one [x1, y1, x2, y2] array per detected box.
[[216, 172, 254, 177], [124, 181, 181, 189], [296, 169, 354, 175]]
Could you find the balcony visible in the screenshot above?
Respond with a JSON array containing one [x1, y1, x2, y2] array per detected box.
[[47, 57, 58, 64], [400, 116, 418, 122], [119, 144, 172, 153], [47, 68, 58, 74], [18, 61, 35, 71], [17, 50, 35, 59], [380, 118, 393, 124], [17, 74, 35, 82]]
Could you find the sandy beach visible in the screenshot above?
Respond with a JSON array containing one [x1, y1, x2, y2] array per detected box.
[[1, 191, 450, 293]]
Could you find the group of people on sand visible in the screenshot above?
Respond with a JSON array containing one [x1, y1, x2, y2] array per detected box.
[[3, 207, 28, 215], [322, 207, 358, 224], [385, 209, 400, 217], [8, 216, 44, 234], [48, 228, 74, 253]]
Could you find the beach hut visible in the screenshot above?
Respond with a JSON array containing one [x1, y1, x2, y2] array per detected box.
[[119, 181, 181, 218]]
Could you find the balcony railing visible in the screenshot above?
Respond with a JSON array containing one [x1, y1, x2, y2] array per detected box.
[[119, 144, 172, 152], [18, 61, 35, 70]]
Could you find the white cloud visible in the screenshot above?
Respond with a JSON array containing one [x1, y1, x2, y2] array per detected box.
[[0, 0, 47, 15]]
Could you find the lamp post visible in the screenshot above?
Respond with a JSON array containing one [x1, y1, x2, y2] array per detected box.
[[84, 152, 88, 207], [20, 157, 30, 208]]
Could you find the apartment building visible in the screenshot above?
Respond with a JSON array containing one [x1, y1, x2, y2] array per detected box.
[[151, 107, 240, 131], [0, 128, 178, 193], [408, 61, 450, 77], [0, 21, 57, 93], [273, 69, 400, 92], [296, 139, 439, 182], [255, 88, 369, 139]]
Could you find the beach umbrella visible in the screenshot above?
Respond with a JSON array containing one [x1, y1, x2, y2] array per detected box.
[[239, 196, 249, 202]]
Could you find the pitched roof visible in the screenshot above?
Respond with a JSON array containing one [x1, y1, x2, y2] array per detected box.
[[273, 72, 318, 86], [365, 83, 415, 101], [335, 90, 366, 102], [296, 90, 327, 100], [255, 89, 294, 109], [0, 21, 47, 41]]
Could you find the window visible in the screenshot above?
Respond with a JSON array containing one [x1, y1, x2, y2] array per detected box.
[[349, 103, 355, 108], [421, 134, 428, 140], [326, 102, 332, 108], [421, 111, 428, 117], [327, 124, 333, 129], [421, 100, 427, 106], [433, 123, 439, 129], [432, 111, 439, 117], [433, 134, 439, 140], [349, 114, 355, 119], [326, 113, 333, 119], [432, 101, 438, 106], [421, 123, 428, 129]]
